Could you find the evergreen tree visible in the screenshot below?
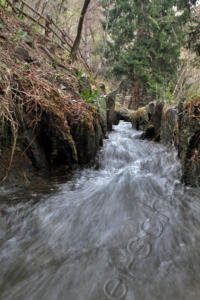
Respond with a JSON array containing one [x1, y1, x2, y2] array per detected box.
[[103, 0, 197, 108]]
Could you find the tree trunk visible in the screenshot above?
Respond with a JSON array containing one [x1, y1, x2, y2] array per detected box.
[[95, 0, 110, 78], [84, 9, 90, 67], [71, 0, 91, 62], [129, 79, 140, 110]]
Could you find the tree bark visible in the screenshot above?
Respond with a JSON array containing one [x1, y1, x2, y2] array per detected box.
[[134, 79, 141, 109], [71, 0, 91, 62], [95, 0, 110, 78], [84, 8, 90, 67]]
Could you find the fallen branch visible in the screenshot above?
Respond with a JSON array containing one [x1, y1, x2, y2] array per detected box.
[[15, 6, 47, 30], [39, 45, 68, 69], [20, 0, 46, 20], [5, 0, 91, 72], [5, 0, 18, 13]]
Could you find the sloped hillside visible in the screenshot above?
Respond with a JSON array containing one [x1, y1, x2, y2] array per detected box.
[[0, 7, 107, 183]]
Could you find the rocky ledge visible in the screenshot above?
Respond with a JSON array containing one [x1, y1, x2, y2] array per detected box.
[[131, 98, 200, 187]]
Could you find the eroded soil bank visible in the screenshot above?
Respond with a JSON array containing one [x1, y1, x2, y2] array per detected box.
[[0, 7, 117, 184]]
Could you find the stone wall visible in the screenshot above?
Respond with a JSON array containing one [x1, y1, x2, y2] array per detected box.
[[131, 99, 200, 187]]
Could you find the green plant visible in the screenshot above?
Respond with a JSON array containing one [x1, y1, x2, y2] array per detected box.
[[0, 61, 8, 71], [13, 56, 20, 64], [0, 0, 6, 6], [1, 0, 12, 12], [164, 82, 174, 102], [23, 62, 30, 70], [50, 61, 57, 69], [103, 0, 195, 105], [13, 29, 27, 43], [77, 71, 86, 79], [79, 87, 99, 104], [54, 70, 67, 80]]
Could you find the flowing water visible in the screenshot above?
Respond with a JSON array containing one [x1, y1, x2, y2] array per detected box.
[[0, 121, 200, 300]]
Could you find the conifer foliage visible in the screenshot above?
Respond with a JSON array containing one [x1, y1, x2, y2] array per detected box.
[[103, 0, 197, 108]]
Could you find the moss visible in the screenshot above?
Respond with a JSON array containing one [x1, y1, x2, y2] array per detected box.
[[184, 95, 200, 108], [130, 107, 148, 131], [177, 97, 200, 186], [162, 104, 176, 116], [130, 107, 147, 121]]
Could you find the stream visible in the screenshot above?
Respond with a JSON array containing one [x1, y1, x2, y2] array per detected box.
[[0, 121, 200, 300]]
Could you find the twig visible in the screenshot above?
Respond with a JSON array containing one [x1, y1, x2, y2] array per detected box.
[[39, 45, 68, 69], [5, 0, 91, 73], [20, 0, 46, 20], [15, 6, 47, 30], [5, 0, 17, 13]]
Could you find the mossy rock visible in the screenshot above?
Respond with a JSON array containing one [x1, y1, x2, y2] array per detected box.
[[160, 105, 177, 145], [97, 94, 107, 135], [131, 107, 148, 130], [178, 97, 200, 187]]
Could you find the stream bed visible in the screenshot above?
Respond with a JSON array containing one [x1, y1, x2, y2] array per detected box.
[[0, 121, 200, 300]]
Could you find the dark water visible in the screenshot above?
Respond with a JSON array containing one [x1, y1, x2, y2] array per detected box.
[[0, 121, 200, 300]]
